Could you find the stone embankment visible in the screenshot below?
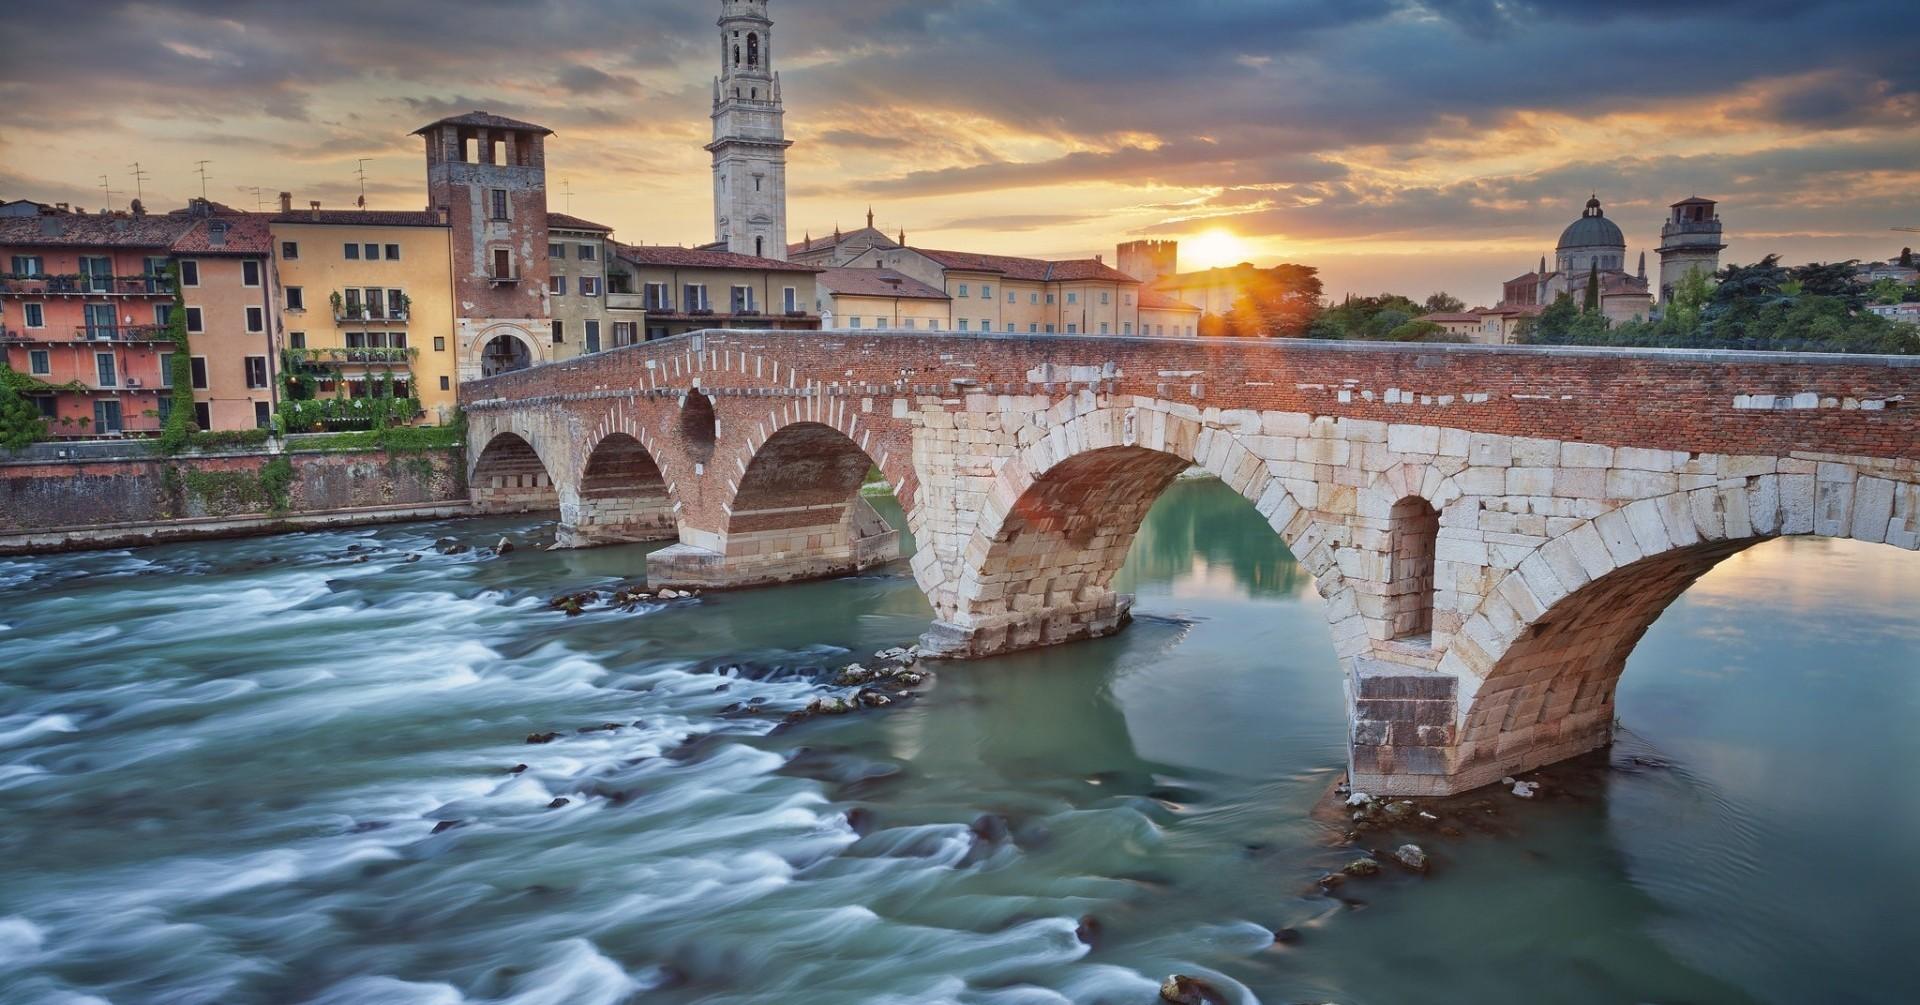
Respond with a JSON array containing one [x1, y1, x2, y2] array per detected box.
[[0, 438, 469, 555]]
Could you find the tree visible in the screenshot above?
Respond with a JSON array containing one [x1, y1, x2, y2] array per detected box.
[[1901, 247, 1913, 268], [1216, 264, 1324, 337], [0, 370, 49, 451], [1423, 292, 1467, 314], [1518, 293, 1581, 344], [156, 266, 198, 453], [1583, 262, 1600, 314]]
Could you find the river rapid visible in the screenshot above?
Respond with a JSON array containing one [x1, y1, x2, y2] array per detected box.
[[0, 477, 1915, 1004]]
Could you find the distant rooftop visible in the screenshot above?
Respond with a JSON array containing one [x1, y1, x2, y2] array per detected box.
[[412, 110, 553, 136]]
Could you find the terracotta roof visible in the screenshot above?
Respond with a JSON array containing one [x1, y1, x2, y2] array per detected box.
[[270, 209, 445, 228], [1479, 303, 1547, 317], [171, 214, 272, 255], [1138, 289, 1201, 312], [1670, 195, 1717, 207], [613, 243, 820, 273], [816, 267, 949, 300], [911, 247, 1139, 284], [0, 212, 193, 248], [413, 110, 553, 135], [789, 227, 895, 255], [547, 212, 613, 233], [1419, 312, 1484, 323]]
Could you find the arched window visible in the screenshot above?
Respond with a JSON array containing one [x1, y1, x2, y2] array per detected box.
[[755, 236, 764, 257], [747, 33, 759, 67], [1387, 496, 1439, 641], [733, 44, 741, 66]]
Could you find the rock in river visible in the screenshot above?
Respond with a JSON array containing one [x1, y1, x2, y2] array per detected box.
[[1395, 843, 1430, 873]]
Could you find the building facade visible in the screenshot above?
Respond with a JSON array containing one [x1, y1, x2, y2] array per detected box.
[[416, 111, 556, 382], [267, 206, 459, 425], [842, 246, 1146, 334], [1136, 290, 1202, 337], [709, 0, 790, 260], [788, 210, 898, 267], [546, 212, 615, 359], [815, 267, 950, 330], [1656, 196, 1726, 304], [1117, 239, 1179, 286], [607, 244, 819, 341], [170, 207, 278, 431]]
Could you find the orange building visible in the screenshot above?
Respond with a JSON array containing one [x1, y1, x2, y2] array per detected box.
[[169, 208, 278, 430]]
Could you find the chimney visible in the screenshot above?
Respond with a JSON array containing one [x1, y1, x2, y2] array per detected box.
[[309, 200, 321, 222], [279, 191, 293, 213], [130, 198, 146, 217], [1095, 254, 1104, 263]]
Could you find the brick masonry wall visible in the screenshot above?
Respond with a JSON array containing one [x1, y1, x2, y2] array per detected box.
[[0, 447, 467, 536]]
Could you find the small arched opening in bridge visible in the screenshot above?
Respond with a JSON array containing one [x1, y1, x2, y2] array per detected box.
[[470, 432, 557, 515], [1386, 496, 1439, 643], [561, 433, 677, 548], [481, 334, 534, 378], [680, 390, 717, 465], [649, 420, 913, 590]]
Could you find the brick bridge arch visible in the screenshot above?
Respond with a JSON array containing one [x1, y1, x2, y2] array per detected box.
[[462, 330, 1920, 795]]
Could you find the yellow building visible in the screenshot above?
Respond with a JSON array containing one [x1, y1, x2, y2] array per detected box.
[[842, 246, 1146, 334], [268, 207, 459, 425], [816, 268, 950, 330], [1138, 290, 1202, 337], [607, 244, 821, 341]]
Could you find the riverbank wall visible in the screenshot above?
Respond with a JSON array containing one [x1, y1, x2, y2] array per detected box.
[[0, 439, 469, 555]]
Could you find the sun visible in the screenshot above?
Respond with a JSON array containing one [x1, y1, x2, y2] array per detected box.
[[1185, 229, 1251, 271]]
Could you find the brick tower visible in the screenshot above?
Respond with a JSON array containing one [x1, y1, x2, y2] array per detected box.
[[708, 0, 791, 260], [417, 111, 555, 380], [1657, 196, 1726, 304]]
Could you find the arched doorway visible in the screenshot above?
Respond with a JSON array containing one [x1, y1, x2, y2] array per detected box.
[[481, 335, 533, 377]]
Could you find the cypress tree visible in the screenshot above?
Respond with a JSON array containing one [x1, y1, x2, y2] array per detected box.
[[1584, 261, 1601, 314]]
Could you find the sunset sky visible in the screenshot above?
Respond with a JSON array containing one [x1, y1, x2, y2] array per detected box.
[[3, 0, 1916, 306]]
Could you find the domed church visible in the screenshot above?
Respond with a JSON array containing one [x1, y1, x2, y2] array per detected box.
[[1501, 196, 1654, 324]]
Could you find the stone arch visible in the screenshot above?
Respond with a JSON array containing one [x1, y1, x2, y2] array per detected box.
[[1387, 495, 1440, 641], [559, 431, 679, 548], [470, 431, 558, 514], [471, 324, 546, 379], [1443, 465, 1920, 791], [928, 404, 1325, 658]]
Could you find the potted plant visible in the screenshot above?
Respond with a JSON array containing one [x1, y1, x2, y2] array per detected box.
[[329, 291, 344, 317]]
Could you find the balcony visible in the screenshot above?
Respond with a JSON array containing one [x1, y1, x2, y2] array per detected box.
[[334, 308, 411, 325], [1, 275, 170, 297], [283, 346, 417, 371], [606, 291, 649, 312], [72, 324, 173, 342]]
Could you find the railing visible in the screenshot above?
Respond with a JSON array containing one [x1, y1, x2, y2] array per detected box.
[[1, 275, 168, 296], [283, 346, 417, 369], [605, 292, 647, 311], [334, 309, 411, 324], [73, 324, 172, 341]]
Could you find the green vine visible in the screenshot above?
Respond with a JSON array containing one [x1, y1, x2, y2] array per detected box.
[[156, 266, 197, 454]]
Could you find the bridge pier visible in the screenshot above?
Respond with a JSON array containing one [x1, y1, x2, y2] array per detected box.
[[918, 592, 1134, 658], [646, 495, 900, 590]]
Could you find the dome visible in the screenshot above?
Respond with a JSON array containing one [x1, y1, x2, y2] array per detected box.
[[1558, 196, 1625, 251]]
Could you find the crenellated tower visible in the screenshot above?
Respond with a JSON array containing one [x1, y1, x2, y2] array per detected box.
[[1657, 196, 1726, 304], [707, 0, 791, 260]]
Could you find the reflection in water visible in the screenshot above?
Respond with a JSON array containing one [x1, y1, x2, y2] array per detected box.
[[0, 477, 1912, 1004]]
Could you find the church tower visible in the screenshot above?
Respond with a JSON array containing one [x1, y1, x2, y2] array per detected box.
[[1657, 196, 1726, 304], [707, 0, 791, 260]]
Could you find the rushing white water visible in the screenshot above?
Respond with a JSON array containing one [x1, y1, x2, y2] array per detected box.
[[0, 483, 1914, 1004]]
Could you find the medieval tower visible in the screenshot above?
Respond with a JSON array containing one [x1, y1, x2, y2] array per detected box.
[[708, 0, 791, 260], [1657, 196, 1726, 304]]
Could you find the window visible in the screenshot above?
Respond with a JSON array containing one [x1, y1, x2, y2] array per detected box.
[[1066, 324, 1078, 334], [549, 275, 566, 295], [185, 307, 204, 333], [433, 336, 445, 352], [730, 285, 754, 313], [981, 285, 993, 299], [1007, 291, 1016, 304], [1044, 324, 1055, 333], [79, 256, 112, 293], [549, 243, 564, 258], [387, 289, 404, 318], [344, 244, 359, 260], [1030, 293, 1040, 305], [613, 321, 638, 347], [684, 284, 708, 311], [1123, 322, 1133, 334], [363, 288, 385, 319], [28, 350, 49, 375], [901, 318, 915, 330], [440, 376, 451, 391], [1099, 322, 1109, 334], [873, 317, 884, 329], [95, 400, 123, 434], [1067, 292, 1078, 305], [255, 401, 271, 429], [344, 289, 362, 316], [1124, 293, 1133, 306], [957, 284, 969, 297], [23, 303, 43, 328], [489, 189, 508, 220], [551, 320, 565, 344], [957, 319, 969, 331], [286, 286, 305, 311], [95, 352, 116, 387], [289, 332, 306, 349], [84, 304, 115, 339], [190, 357, 209, 390], [193, 402, 211, 431], [242, 260, 262, 287], [10, 255, 44, 276], [755, 236, 764, 257], [180, 260, 200, 286], [645, 282, 671, 310], [579, 277, 600, 297], [585, 320, 601, 353], [246, 307, 265, 333], [364, 243, 380, 261], [385, 244, 400, 261], [244, 356, 268, 388], [849, 317, 862, 330], [577, 244, 595, 261], [281, 241, 299, 260], [492, 248, 512, 279], [1028, 323, 1039, 333], [782, 287, 798, 313], [1100, 291, 1110, 305], [390, 332, 407, 349], [980, 319, 991, 332]]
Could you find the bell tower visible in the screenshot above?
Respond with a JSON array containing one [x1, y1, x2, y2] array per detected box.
[[708, 0, 791, 260]]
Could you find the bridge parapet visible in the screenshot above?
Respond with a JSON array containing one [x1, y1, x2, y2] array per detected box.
[[462, 331, 1920, 795]]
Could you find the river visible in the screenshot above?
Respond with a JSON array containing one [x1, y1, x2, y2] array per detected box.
[[0, 477, 1914, 1004]]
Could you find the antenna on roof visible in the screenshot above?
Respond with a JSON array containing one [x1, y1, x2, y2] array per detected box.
[[194, 161, 213, 200], [561, 178, 575, 214], [355, 159, 371, 208], [98, 175, 116, 213], [241, 185, 266, 212], [127, 162, 150, 206]]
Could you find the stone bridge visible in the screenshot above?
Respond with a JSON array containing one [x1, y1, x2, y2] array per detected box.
[[460, 330, 1920, 796]]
